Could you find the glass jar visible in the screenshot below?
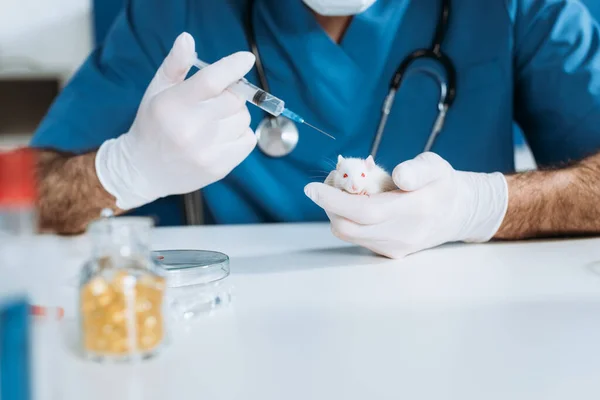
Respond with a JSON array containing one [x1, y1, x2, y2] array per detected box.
[[78, 216, 167, 362]]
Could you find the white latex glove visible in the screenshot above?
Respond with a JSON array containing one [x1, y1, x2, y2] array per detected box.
[[304, 152, 509, 259], [96, 32, 257, 210]]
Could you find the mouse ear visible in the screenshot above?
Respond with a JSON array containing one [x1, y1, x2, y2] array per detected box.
[[337, 155, 344, 168], [365, 155, 376, 169]]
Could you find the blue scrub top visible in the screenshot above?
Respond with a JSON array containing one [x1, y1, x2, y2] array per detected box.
[[31, 0, 600, 226]]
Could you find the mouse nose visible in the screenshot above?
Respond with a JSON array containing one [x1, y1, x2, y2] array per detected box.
[[351, 184, 358, 191]]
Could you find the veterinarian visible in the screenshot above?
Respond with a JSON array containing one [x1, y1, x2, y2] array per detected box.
[[30, 0, 600, 258]]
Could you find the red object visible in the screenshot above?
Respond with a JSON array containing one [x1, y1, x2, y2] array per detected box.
[[30, 305, 64, 320], [0, 147, 37, 207]]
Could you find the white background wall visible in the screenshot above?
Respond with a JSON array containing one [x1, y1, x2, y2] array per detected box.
[[0, 0, 93, 82]]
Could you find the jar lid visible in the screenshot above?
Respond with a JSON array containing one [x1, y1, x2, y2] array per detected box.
[[151, 250, 230, 288]]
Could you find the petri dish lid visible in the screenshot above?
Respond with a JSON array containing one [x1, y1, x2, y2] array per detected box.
[[151, 250, 230, 288]]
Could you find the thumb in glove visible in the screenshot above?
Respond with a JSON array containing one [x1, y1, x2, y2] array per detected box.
[[392, 152, 454, 192]]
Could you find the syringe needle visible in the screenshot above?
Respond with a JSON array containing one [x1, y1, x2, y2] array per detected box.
[[303, 122, 336, 140]]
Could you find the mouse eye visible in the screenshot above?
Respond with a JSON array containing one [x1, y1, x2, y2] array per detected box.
[[343, 173, 348, 178], [361, 173, 366, 178]]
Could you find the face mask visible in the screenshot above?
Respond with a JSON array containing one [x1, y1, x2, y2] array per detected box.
[[302, 0, 377, 16]]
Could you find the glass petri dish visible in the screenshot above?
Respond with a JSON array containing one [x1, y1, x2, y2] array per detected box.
[[151, 250, 232, 320]]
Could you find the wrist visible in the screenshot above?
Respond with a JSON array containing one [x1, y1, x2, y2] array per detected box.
[[495, 168, 573, 239], [458, 171, 509, 243], [95, 135, 156, 210]]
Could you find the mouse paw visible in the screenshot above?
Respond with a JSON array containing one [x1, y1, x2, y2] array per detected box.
[[359, 190, 370, 196]]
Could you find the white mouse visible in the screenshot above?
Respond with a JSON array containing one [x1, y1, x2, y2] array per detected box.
[[324, 155, 397, 195]]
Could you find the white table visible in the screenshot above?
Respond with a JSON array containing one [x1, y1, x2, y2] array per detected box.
[[29, 223, 600, 400]]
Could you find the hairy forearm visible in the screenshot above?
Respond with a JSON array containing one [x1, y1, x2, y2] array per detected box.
[[36, 149, 123, 235], [495, 152, 600, 239]]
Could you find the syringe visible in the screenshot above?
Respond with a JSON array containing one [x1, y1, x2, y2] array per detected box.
[[193, 58, 334, 140]]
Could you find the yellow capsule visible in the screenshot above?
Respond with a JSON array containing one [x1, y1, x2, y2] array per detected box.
[[143, 293, 163, 310], [112, 271, 137, 292], [95, 338, 108, 351], [81, 286, 96, 304], [111, 310, 125, 324], [137, 275, 156, 287], [143, 316, 157, 329], [88, 277, 109, 296], [146, 321, 163, 339], [82, 312, 103, 334], [102, 324, 115, 336], [139, 276, 166, 295], [84, 335, 96, 351], [83, 319, 100, 332], [139, 335, 157, 350], [81, 298, 96, 313], [107, 333, 128, 353], [96, 291, 114, 307], [135, 299, 152, 313], [110, 330, 127, 348]]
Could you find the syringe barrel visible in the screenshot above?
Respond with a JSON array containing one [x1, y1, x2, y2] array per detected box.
[[230, 79, 285, 116], [193, 57, 285, 117]]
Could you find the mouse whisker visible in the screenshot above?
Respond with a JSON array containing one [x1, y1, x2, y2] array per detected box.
[[321, 157, 337, 168]]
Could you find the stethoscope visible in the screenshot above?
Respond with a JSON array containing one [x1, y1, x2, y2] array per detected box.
[[183, 0, 456, 225], [244, 0, 456, 159]]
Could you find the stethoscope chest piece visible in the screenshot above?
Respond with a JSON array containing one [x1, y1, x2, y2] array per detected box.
[[255, 116, 299, 157]]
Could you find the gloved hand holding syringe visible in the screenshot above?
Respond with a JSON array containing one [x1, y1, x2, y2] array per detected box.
[[193, 57, 335, 140], [97, 32, 331, 212]]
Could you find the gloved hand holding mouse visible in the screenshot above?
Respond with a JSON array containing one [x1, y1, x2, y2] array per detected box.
[[96, 32, 257, 210], [305, 152, 509, 259]]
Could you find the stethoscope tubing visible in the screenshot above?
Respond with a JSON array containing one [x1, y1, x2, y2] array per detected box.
[[370, 0, 455, 157], [370, 63, 452, 157]]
